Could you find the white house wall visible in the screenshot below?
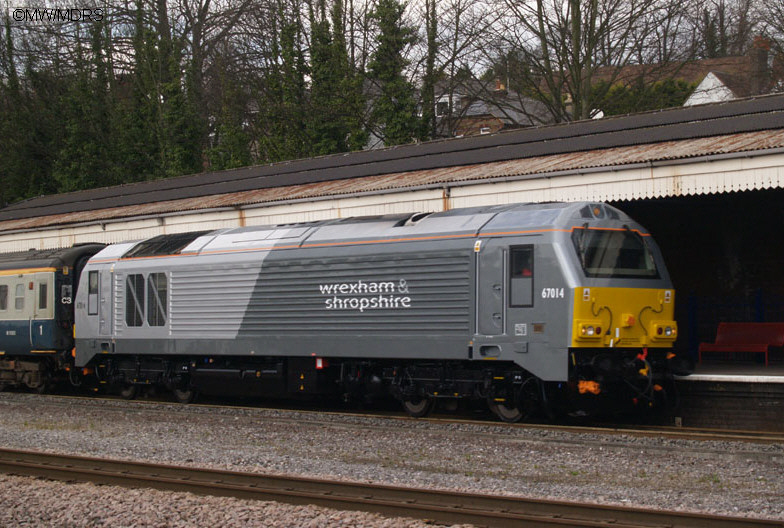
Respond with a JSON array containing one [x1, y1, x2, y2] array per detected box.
[[684, 72, 737, 106], [1, 152, 784, 253]]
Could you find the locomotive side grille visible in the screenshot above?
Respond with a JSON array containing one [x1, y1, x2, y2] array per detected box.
[[242, 251, 472, 335], [169, 267, 260, 336], [168, 250, 471, 336], [113, 272, 123, 337]]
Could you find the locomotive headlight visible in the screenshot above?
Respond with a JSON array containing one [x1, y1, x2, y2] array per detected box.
[[651, 322, 677, 341], [576, 321, 603, 340]]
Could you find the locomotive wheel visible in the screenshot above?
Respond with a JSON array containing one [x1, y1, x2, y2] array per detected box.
[[488, 378, 541, 423], [401, 397, 434, 418], [487, 400, 524, 423], [68, 369, 83, 388], [173, 388, 197, 404], [27, 373, 51, 395], [119, 384, 138, 400]]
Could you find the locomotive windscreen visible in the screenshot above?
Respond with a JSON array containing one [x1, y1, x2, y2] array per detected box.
[[571, 228, 659, 279]]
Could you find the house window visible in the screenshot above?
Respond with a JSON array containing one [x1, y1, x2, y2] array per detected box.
[[15, 284, 24, 310], [0, 285, 7, 311], [125, 274, 145, 327], [436, 101, 450, 116], [147, 273, 167, 327]]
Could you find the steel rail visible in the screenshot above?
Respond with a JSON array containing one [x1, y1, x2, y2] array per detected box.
[[28, 392, 784, 445], [0, 447, 781, 528]]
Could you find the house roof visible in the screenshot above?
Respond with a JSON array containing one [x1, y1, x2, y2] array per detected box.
[[460, 92, 550, 127], [2, 93, 784, 227], [710, 71, 753, 98], [592, 56, 755, 86]]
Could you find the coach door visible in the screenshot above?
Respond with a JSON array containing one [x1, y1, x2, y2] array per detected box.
[[30, 274, 54, 349]]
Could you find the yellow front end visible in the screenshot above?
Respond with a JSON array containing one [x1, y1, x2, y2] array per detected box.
[[571, 287, 677, 348]]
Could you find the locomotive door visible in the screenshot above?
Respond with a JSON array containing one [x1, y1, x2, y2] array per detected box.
[[86, 270, 113, 336], [476, 240, 504, 336], [99, 270, 113, 336], [505, 245, 534, 346]]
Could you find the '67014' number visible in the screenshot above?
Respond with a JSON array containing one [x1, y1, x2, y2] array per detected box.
[[541, 287, 564, 299]]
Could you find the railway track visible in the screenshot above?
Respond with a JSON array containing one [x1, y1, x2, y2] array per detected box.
[[27, 391, 784, 445], [0, 447, 781, 528]]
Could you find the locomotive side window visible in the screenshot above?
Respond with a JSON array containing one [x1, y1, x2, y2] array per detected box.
[[126, 274, 145, 327], [88, 271, 99, 315], [147, 273, 167, 327], [15, 284, 24, 310], [0, 285, 7, 311], [510, 246, 534, 307]]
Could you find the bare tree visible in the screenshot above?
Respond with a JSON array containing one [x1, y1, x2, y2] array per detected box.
[[481, 0, 699, 122], [687, 0, 760, 58], [760, 0, 784, 86]]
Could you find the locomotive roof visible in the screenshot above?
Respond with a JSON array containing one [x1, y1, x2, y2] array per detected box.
[[0, 244, 105, 271], [101, 202, 632, 260]]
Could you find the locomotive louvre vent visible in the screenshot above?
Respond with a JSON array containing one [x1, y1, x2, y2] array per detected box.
[[397, 212, 433, 227], [123, 231, 210, 259]]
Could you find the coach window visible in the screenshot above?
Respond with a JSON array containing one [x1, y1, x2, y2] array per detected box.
[[0, 285, 7, 311], [147, 273, 167, 327], [38, 282, 48, 311], [125, 274, 145, 327], [510, 246, 534, 307], [87, 271, 99, 316], [15, 284, 25, 311]]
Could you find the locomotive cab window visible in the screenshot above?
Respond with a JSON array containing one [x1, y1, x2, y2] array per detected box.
[[0, 285, 7, 311], [510, 246, 534, 307], [572, 228, 659, 279], [126, 274, 145, 327], [88, 271, 99, 315]]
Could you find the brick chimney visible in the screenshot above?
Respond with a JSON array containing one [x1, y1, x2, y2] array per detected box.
[[749, 36, 772, 95]]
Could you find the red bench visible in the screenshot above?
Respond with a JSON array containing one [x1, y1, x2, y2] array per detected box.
[[698, 322, 784, 366]]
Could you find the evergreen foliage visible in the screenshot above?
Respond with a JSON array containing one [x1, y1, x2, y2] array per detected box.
[[419, 0, 437, 140], [254, 14, 310, 162], [596, 79, 696, 116], [367, 0, 418, 146], [206, 56, 253, 170], [0, 0, 779, 206], [53, 22, 116, 192]]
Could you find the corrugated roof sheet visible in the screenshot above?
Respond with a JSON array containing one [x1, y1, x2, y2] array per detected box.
[[2, 128, 783, 232], [2, 93, 784, 224]]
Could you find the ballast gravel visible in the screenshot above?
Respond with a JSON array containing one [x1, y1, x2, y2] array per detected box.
[[0, 392, 782, 527]]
